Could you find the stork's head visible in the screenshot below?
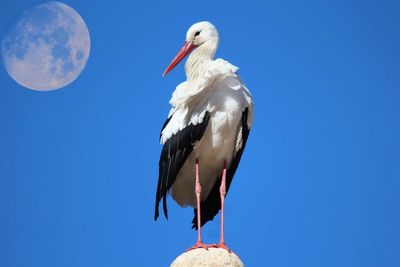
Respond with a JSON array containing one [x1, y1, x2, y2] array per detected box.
[[186, 21, 219, 47], [163, 21, 219, 76]]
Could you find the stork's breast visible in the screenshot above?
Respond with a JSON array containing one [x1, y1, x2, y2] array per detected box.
[[208, 97, 241, 148]]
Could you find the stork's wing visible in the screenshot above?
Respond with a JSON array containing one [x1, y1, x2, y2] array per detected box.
[[192, 108, 250, 229], [154, 112, 211, 220]]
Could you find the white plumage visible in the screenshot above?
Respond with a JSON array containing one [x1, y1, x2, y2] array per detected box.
[[161, 59, 253, 207]]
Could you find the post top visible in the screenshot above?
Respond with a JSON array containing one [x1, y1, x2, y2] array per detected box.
[[170, 247, 244, 267]]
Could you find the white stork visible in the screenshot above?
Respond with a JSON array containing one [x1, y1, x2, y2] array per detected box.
[[154, 21, 253, 251]]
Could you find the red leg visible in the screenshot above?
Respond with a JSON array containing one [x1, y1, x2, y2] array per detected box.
[[186, 159, 211, 251], [212, 161, 232, 252]]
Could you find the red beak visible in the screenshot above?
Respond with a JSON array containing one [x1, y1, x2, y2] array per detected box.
[[163, 41, 196, 76]]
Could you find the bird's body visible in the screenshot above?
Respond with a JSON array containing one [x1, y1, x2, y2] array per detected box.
[[161, 59, 253, 209], [155, 21, 253, 250]]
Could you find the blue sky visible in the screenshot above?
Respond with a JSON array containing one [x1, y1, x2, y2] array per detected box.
[[1, 0, 399, 266]]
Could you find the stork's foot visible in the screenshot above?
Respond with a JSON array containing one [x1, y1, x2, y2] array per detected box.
[[185, 241, 212, 252], [211, 242, 232, 253]]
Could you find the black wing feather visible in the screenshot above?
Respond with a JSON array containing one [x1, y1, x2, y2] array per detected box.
[[154, 112, 211, 220], [192, 108, 250, 229], [160, 116, 172, 139]]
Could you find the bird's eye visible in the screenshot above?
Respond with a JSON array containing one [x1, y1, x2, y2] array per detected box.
[[194, 31, 201, 37]]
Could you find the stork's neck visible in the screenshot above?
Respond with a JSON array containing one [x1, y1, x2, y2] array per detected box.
[[185, 39, 218, 81]]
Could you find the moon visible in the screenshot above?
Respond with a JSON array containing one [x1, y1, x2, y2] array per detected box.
[[1, 1, 90, 91]]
